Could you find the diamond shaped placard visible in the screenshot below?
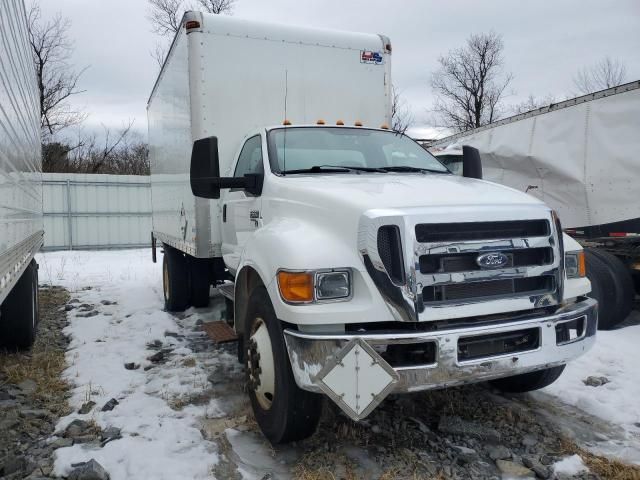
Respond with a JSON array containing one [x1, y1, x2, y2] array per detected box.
[[315, 339, 399, 421]]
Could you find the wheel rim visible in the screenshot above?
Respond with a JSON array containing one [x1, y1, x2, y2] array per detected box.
[[247, 317, 276, 410], [163, 260, 170, 301]]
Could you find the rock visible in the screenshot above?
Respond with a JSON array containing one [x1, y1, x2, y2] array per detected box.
[[147, 351, 164, 363], [164, 331, 179, 337], [438, 416, 501, 442], [0, 391, 13, 400], [78, 303, 93, 310], [124, 362, 139, 370], [195, 319, 204, 326], [65, 304, 77, 311], [487, 444, 512, 460], [17, 379, 37, 394], [78, 401, 96, 414], [51, 437, 74, 449], [496, 460, 534, 478], [19, 409, 49, 419], [371, 425, 381, 434], [77, 310, 99, 318], [101, 398, 119, 412], [583, 375, 610, 387], [521, 434, 538, 447], [69, 298, 80, 303], [1, 455, 26, 476], [100, 427, 122, 446], [100, 300, 117, 305], [64, 419, 90, 438], [67, 459, 110, 480], [73, 434, 98, 444], [453, 445, 478, 464], [522, 456, 552, 479]]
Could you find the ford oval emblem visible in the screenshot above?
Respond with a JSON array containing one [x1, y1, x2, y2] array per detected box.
[[476, 252, 509, 269]]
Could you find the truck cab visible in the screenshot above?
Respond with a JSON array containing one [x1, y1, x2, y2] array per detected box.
[[149, 12, 596, 444], [189, 123, 596, 443]]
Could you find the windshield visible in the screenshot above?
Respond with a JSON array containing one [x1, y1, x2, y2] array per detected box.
[[267, 127, 449, 174]]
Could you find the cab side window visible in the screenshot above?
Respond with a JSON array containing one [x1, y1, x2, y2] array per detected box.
[[234, 135, 263, 178]]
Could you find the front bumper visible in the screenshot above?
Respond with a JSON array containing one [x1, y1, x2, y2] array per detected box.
[[283, 297, 597, 419]]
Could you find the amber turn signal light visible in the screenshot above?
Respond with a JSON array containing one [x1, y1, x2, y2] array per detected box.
[[277, 271, 314, 303], [578, 251, 586, 278]]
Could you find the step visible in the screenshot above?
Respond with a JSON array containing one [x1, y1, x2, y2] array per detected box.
[[217, 282, 235, 301], [202, 320, 238, 344]]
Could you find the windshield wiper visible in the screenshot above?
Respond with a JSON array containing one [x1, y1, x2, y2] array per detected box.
[[378, 166, 449, 174], [281, 165, 386, 174]]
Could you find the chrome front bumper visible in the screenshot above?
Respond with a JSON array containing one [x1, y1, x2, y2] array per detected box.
[[283, 298, 597, 410]]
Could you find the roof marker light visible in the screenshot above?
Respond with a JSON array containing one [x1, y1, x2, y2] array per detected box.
[[336, 120, 344, 125], [380, 124, 389, 129], [283, 119, 292, 126], [316, 119, 325, 125], [354, 121, 363, 127], [185, 20, 200, 30]]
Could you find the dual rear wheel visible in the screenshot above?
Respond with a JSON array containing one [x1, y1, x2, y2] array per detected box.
[[0, 259, 39, 350], [162, 244, 212, 311]]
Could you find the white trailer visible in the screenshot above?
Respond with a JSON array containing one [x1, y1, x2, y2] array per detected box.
[[0, 0, 43, 349], [149, 12, 596, 444], [429, 80, 640, 329]]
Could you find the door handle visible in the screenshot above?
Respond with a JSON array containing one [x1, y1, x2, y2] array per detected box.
[[222, 204, 227, 222]]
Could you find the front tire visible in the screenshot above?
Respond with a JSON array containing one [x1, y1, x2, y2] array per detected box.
[[243, 287, 322, 444], [0, 260, 39, 350], [489, 365, 565, 393]]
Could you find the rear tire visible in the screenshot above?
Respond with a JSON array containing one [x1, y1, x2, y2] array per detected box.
[[163, 245, 190, 312], [588, 249, 634, 326], [490, 365, 565, 393], [0, 260, 39, 350], [584, 249, 617, 330], [244, 287, 322, 444]]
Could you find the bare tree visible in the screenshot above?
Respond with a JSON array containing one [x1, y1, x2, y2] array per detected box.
[[391, 85, 413, 135], [196, 0, 235, 14], [148, 0, 236, 66], [430, 32, 513, 132], [511, 94, 556, 115], [27, 4, 86, 137], [573, 56, 627, 95]]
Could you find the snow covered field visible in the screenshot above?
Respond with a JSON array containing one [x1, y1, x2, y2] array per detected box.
[[35, 248, 640, 478]]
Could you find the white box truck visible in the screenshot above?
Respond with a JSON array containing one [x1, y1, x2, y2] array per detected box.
[[0, 0, 43, 350], [149, 12, 597, 443], [429, 81, 640, 330]]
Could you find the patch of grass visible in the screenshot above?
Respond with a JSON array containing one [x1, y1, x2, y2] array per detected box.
[[558, 438, 640, 480], [0, 286, 71, 415]]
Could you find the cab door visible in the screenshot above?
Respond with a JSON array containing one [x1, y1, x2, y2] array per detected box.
[[221, 135, 264, 273]]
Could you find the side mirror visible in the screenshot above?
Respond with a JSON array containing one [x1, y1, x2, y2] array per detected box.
[[462, 145, 483, 179], [190, 136, 264, 199], [191, 136, 222, 199]]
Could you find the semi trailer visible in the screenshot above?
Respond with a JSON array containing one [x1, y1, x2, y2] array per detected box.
[[0, 0, 43, 350], [148, 12, 597, 443], [429, 81, 640, 330]]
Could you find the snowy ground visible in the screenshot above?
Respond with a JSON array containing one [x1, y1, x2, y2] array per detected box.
[[35, 248, 640, 479]]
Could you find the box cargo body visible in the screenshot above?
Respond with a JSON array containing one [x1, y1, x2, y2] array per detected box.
[[148, 12, 391, 257], [0, 0, 43, 349], [0, 0, 43, 302]]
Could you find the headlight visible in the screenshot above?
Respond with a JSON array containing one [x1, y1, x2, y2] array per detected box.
[[565, 251, 586, 279], [277, 269, 351, 303], [316, 271, 350, 300]]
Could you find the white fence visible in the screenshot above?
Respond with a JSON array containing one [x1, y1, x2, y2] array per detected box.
[[42, 173, 152, 251]]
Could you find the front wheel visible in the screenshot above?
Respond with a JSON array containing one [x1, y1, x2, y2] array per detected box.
[[489, 365, 565, 393], [243, 287, 322, 444]]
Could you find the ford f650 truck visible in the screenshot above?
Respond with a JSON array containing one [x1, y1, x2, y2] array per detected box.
[[148, 12, 597, 444]]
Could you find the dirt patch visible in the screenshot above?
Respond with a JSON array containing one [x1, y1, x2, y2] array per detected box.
[[0, 285, 71, 479]]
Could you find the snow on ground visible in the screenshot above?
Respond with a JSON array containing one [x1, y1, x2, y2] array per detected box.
[[544, 312, 640, 448], [36, 249, 227, 480], [36, 248, 640, 477], [553, 454, 589, 476]]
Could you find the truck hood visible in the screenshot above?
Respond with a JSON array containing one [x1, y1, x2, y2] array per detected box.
[[271, 173, 545, 213]]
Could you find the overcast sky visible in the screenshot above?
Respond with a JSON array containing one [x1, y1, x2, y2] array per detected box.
[[37, 0, 640, 140]]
